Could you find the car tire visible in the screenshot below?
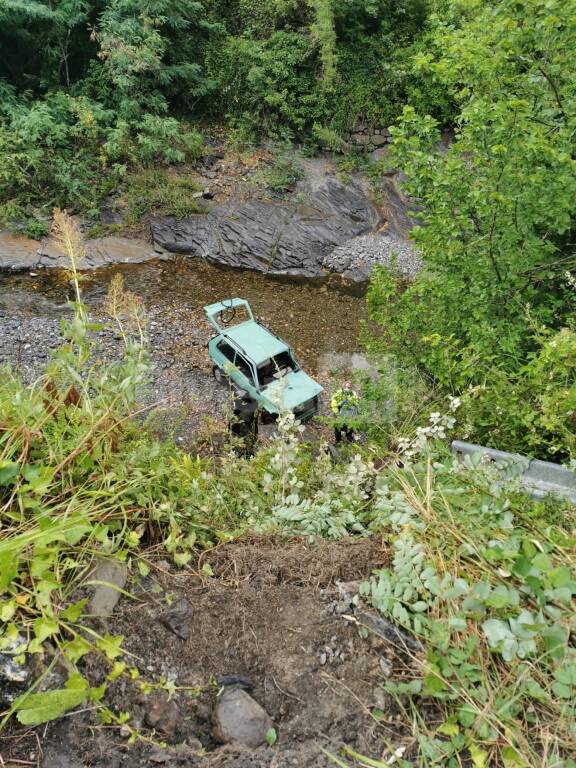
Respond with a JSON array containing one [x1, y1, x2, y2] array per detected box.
[[213, 366, 227, 385]]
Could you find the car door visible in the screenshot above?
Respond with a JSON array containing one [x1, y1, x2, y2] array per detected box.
[[216, 340, 236, 372], [233, 352, 258, 398]]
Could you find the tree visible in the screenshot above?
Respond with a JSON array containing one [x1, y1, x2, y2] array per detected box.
[[96, 0, 212, 119], [0, 0, 93, 89], [370, 0, 576, 388]]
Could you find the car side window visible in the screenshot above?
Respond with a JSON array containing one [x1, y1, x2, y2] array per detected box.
[[217, 341, 236, 362], [235, 353, 255, 384]]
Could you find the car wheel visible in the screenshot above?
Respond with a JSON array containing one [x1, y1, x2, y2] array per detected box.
[[213, 366, 227, 385]]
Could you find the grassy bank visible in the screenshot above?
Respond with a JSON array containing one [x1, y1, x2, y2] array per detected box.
[[1, 214, 574, 767]]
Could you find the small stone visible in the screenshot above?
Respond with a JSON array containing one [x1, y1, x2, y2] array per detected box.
[[88, 558, 128, 617], [319, 652, 327, 666], [379, 657, 393, 677], [187, 737, 203, 752], [145, 693, 182, 736], [160, 597, 193, 640], [213, 687, 273, 748]]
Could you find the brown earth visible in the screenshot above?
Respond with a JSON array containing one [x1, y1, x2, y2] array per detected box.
[[1, 537, 425, 768]]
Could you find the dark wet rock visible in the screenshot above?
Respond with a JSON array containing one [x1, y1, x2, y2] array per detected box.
[[88, 559, 128, 618], [145, 693, 182, 736], [39, 235, 164, 270], [217, 674, 254, 691], [151, 177, 381, 279], [213, 687, 273, 748], [160, 597, 193, 640]]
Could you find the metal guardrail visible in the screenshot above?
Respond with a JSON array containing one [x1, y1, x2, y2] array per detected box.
[[451, 440, 576, 504]]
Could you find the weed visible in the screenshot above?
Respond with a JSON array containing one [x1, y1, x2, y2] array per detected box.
[[121, 169, 206, 226], [255, 149, 304, 194], [22, 219, 50, 240]]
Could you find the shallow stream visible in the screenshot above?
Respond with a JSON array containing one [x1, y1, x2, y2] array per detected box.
[[1, 254, 368, 373]]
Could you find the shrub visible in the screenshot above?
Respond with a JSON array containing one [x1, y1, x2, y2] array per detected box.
[[0, 93, 119, 219], [122, 168, 205, 223], [255, 148, 304, 192]]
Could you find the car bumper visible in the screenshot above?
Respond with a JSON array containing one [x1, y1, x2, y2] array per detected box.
[[293, 395, 321, 422]]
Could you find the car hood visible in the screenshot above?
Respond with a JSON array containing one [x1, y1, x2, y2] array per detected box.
[[262, 370, 323, 411]]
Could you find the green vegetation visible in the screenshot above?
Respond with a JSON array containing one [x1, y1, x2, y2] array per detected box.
[[254, 148, 304, 193], [367, 0, 576, 462], [0, 0, 435, 224], [1, 0, 575, 763]]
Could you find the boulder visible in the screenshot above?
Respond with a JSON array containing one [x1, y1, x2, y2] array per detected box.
[[150, 177, 381, 278], [213, 687, 273, 748]]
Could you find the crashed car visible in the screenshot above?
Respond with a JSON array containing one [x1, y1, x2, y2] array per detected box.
[[205, 298, 323, 421]]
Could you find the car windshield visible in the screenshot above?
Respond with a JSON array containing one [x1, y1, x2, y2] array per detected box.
[[257, 351, 298, 385]]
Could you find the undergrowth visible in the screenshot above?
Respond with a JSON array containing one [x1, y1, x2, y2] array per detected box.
[[0, 212, 217, 730], [0, 215, 574, 768]]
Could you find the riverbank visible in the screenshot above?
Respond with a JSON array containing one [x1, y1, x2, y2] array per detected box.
[[1, 149, 421, 283]]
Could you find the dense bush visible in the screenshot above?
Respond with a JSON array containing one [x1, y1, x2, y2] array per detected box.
[[367, 0, 576, 461]]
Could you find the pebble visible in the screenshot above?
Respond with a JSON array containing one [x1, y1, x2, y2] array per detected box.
[[160, 597, 193, 640], [145, 693, 182, 736], [324, 233, 423, 280]]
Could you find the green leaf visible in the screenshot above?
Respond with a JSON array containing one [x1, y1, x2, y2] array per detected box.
[[541, 625, 568, 662], [437, 719, 459, 737], [15, 688, 87, 725], [549, 566, 571, 588], [0, 600, 16, 622], [265, 727, 277, 746], [532, 553, 552, 572], [97, 633, 124, 660], [61, 600, 87, 623], [0, 551, 19, 592], [63, 637, 92, 664], [501, 746, 527, 768], [469, 743, 489, 768], [33, 616, 59, 642], [0, 461, 19, 486]]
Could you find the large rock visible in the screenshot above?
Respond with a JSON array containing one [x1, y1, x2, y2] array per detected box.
[[150, 177, 381, 278], [213, 687, 273, 748], [88, 558, 128, 618], [0, 231, 166, 272]]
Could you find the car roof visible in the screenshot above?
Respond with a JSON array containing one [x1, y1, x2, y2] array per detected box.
[[220, 321, 289, 365]]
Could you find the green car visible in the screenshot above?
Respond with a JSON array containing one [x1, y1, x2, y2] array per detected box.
[[205, 298, 323, 421]]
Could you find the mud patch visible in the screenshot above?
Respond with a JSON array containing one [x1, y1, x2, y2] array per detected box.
[[1, 538, 420, 768]]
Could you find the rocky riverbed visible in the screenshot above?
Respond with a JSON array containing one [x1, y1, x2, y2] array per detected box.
[[0, 256, 369, 447]]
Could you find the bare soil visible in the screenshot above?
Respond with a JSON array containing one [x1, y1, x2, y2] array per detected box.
[[2, 537, 422, 768]]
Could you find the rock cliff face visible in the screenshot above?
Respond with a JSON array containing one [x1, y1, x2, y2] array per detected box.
[[150, 177, 382, 278]]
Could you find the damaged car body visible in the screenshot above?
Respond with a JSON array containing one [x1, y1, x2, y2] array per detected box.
[[205, 298, 323, 421]]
